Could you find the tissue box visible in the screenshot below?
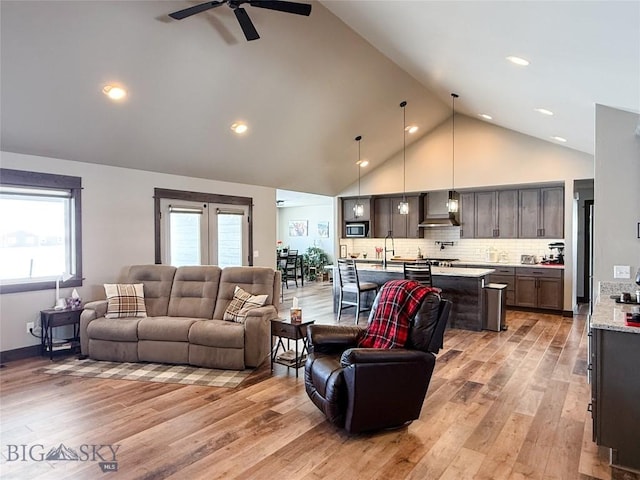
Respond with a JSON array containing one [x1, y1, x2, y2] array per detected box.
[[290, 308, 302, 323]]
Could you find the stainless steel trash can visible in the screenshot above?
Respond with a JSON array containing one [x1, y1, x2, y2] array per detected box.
[[484, 283, 507, 331]]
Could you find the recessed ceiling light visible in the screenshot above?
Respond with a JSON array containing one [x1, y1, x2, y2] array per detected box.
[[478, 113, 493, 120], [535, 108, 554, 116], [356, 159, 369, 167], [551, 136, 567, 143], [230, 122, 248, 134], [506, 56, 530, 66], [405, 125, 419, 134], [102, 85, 127, 100]]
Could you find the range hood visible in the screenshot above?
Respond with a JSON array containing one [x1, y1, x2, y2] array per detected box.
[[418, 190, 460, 228]]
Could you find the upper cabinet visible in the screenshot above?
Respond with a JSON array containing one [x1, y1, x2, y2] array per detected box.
[[458, 185, 564, 239], [518, 187, 564, 238], [373, 195, 422, 238], [474, 190, 518, 238], [459, 192, 475, 238], [342, 184, 564, 240], [343, 197, 371, 222]]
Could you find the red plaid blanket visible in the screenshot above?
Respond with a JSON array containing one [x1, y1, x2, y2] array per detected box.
[[357, 280, 440, 349]]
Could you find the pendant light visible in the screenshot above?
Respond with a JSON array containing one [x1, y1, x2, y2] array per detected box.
[[448, 93, 460, 213], [398, 100, 409, 215], [353, 135, 364, 218]]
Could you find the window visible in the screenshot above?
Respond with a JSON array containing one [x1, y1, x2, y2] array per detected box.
[[154, 188, 253, 267], [0, 169, 82, 293]]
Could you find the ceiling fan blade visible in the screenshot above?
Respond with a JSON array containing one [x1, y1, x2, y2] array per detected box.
[[168, 1, 225, 20], [234, 7, 260, 41], [249, 0, 311, 16]]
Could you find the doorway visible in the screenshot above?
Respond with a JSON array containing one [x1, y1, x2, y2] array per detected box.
[[154, 188, 253, 267]]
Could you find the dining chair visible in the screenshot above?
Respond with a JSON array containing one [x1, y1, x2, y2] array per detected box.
[[336, 259, 379, 323], [403, 261, 433, 287], [282, 250, 299, 288]]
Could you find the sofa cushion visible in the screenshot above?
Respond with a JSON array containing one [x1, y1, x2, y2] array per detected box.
[[167, 266, 221, 319], [86, 317, 141, 342], [127, 265, 177, 317], [213, 267, 276, 319], [223, 286, 268, 323], [189, 320, 244, 349], [138, 316, 197, 342], [104, 283, 147, 319]]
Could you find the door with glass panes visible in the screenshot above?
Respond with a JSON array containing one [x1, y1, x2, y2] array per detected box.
[[160, 199, 249, 267]]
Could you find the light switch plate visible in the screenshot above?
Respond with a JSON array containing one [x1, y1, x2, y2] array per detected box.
[[253, 250, 259, 258], [613, 265, 631, 279]]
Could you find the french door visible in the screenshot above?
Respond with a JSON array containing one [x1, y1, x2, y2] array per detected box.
[[160, 199, 249, 267]]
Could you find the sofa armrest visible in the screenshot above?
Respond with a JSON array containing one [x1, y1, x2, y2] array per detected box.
[[243, 305, 278, 367], [307, 325, 363, 356], [79, 300, 107, 355]]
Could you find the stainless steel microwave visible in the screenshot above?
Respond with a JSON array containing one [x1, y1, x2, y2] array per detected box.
[[345, 223, 367, 237]]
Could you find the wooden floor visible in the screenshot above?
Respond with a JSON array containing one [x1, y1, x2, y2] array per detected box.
[[0, 280, 622, 479]]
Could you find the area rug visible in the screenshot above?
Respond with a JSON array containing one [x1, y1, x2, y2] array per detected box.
[[41, 358, 253, 388]]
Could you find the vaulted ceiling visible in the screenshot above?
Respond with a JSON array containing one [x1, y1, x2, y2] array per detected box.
[[2, 1, 638, 196]]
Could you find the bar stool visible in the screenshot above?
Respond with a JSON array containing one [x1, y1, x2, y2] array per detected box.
[[336, 259, 379, 323]]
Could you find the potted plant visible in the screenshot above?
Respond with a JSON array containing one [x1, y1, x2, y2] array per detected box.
[[303, 246, 329, 281]]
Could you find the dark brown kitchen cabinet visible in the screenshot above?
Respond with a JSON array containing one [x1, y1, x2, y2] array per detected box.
[[459, 192, 475, 238], [515, 267, 563, 310], [474, 190, 518, 238], [486, 266, 516, 306], [373, 195, 421, 238], [518, 187, 564, 238], [592, 328, 640, 471], [342, 197, 371, 222]]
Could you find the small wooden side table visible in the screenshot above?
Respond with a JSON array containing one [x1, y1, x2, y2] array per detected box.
[[270, 318, 314, 377], [40, 308, 83, 360]]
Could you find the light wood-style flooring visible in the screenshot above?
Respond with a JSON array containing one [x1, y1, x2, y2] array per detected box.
[[0, 280, 624, 479]]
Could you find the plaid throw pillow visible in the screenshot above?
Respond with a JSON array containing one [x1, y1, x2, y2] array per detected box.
[[104, 283, 147, 319], [223, 286, 268, 323]]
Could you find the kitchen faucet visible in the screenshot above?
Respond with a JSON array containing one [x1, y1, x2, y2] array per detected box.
[[383, 231, 395, 268]]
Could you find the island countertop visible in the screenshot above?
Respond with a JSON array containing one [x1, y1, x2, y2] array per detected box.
[[591, 296, 640, 334], [354, 264, 495, 278]]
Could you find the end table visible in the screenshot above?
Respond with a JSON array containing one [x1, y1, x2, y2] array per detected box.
[[270, 318, 314, 377], [40, 308, 83, 360]]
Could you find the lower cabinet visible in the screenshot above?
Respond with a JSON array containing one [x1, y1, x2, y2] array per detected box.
[[592, 328, 640, 471], [486, 267, 515, 306], [514, 267, 563, 310]]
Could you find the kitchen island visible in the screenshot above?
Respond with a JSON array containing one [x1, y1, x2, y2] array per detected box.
[[333, 264, 495, 331]]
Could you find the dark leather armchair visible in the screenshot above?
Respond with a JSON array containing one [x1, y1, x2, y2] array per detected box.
[[304, 291, 451, 434]]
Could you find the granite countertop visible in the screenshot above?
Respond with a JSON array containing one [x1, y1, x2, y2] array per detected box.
[[349, 258, 564, 270], [354, 263, 495, 278], [591, 296, 640, 334]]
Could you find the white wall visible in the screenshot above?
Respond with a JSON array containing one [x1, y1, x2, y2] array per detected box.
[[0, 151, 278, 352], [277, 204, 335, 262], [340, 115, 595, 312], [594, 105, 640, 288]]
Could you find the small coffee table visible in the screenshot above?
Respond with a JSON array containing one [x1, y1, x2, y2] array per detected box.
[[270, 318, 314, 377]]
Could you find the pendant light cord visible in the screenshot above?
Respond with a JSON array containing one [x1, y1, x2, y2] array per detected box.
[[356, 135, 362, 199], [451, 93, 458, 192], [400, 101, 407, 202]]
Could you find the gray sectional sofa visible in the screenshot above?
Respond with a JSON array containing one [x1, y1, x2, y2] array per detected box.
[[80, 264, 281, 370]]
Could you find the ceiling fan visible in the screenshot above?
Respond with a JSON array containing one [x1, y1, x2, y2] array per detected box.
[[168, 0, 312, 41]]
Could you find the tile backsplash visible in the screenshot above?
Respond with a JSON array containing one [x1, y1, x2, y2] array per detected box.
[[340, 228, 563, 264]]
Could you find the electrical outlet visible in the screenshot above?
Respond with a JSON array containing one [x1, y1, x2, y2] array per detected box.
[[613, 265, 631, 279], [26, 322, 34, 334]]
